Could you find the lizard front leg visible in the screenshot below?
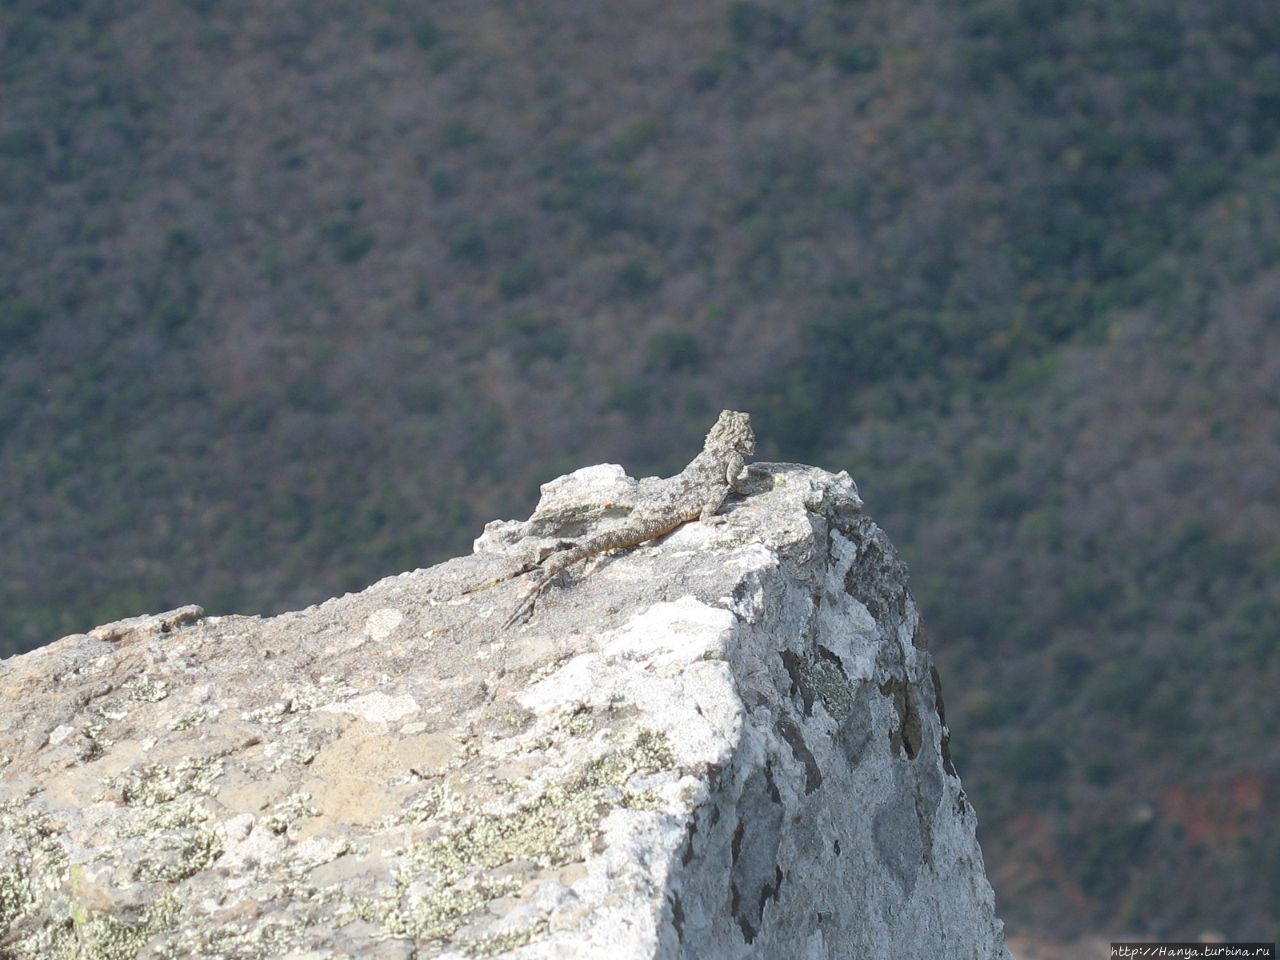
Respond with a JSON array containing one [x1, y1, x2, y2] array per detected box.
[[699, 451, 747, 524], [725, 451, 748, 493]]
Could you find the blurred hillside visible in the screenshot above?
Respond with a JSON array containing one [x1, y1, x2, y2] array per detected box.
[[2, 0, 1278, 941]]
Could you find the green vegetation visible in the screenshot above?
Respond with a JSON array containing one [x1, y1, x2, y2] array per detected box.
[[1001, 735, 1067, 786], [645, 330, 704, 373], [1, 0, 1277, 941], [498, 257, 542, 300], [319, 216, 375, 264], [1078, 817, 1155, 902]]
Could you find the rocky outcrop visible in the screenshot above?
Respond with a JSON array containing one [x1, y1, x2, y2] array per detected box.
[[0, 460, 1009, 959]]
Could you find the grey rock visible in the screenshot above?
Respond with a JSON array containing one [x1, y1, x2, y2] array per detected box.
[[0, 461, 1009, 959]]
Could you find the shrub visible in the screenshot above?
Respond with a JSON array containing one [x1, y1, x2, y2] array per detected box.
[[608, 118, 662, 163], [834, 43, 880, 74], [615, 258, 658, 299], [439, 118, 482, 151], [690, 47, 749, 90], [498, 258, 542, 300], [728, 1, 800, 49], [645, 330, 703, 372], [447, 223, 487, 264], [318, 217, 374, 264], [369, 20, 402, 49], [0, 296, 44, 345], [606, 380, 650, 417], [1078, 819, 1154, 901], [1001, 734, 1067, 785], [412, 16, 439, 49], [502, 314, 569, 362], [430, 168, 458, 198]]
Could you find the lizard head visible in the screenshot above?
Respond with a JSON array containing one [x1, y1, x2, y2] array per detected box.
[[710, 410, 756, 456]]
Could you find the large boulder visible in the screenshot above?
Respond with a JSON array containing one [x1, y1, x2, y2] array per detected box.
[[0, 460, 1009, 959]]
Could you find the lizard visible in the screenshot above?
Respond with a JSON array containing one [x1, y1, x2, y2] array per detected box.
[[503, 409, 756, 628]]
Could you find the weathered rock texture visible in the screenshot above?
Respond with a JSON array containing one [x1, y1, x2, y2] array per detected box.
[[0, 461, 1009, 959]]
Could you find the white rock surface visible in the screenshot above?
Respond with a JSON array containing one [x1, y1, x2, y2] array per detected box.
[[0, 461, 1009, 959]]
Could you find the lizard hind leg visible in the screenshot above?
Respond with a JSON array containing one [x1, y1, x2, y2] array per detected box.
[[501, 541, 584, 629]]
